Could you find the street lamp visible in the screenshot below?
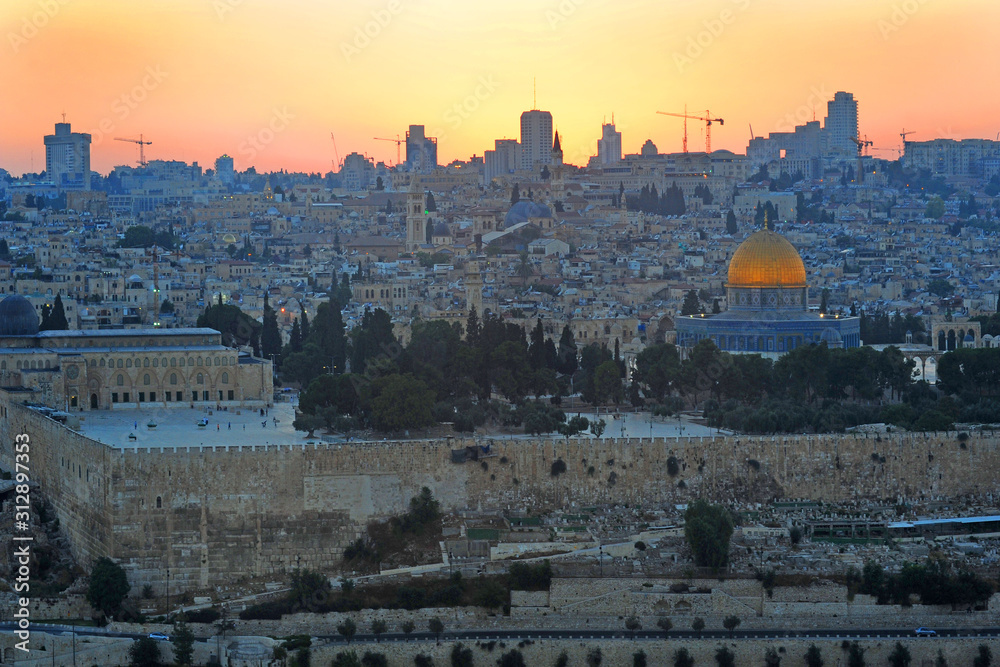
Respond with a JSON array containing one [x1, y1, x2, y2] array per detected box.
[[166, 568, 170, 617]]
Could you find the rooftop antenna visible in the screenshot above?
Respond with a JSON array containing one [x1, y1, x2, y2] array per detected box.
[[61, 111, 67, 123], [533, 77, 537, 110]]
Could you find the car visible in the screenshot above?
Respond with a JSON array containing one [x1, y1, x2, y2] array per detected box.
[[915, 627, 937, 637], [148, 632, 170, 641]]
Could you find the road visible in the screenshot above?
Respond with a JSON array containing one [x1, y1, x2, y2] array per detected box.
[[4, 622, 999, 644]]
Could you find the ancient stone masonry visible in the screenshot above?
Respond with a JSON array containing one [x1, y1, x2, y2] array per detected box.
[[2, 398, 998, 589]]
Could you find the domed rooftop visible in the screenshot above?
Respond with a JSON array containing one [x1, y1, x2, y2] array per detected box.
[[505, 200, 552, 228], [727, 228, 807, 288], [0, 294, 39, 336]]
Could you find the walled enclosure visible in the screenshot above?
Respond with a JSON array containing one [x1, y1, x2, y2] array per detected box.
[[2, 400, 998, 591]]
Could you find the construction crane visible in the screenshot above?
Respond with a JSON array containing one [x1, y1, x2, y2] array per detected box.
[[656, 108, 724, 153], [115, 134, 152, 168], [849, 135, 873, 185], [330, 133, 342, 171], [899, 128, 916, 158], [374, 135, 404, 166]]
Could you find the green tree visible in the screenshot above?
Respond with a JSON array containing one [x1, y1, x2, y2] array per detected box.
[[118, 225, 155, 248], [159, 298, 175, 314], [414, 655, 434, 667], [511, 183, 521, 205], [692, 617, 705, 634], [337, 618, 357, 643], [369, 618, 387, 641], [171, 614, 195, 665], [593, 360, 624, 406], [401, 620, 415, 636], [925, 196, 945, 219], [450, 642, 473, 667], [632, 343, 681, 403], [726, 209, 738, 234], [362, 652, 389, 667], [429, 617, 444, 644], [681, 289, 702, 316], [888, 642, 911, 667], [633, 650, 647, 667], [498, 650, 526, 667], [927, 279, 954, 298], [674, 648, 695, 667], [557, 324, 578, 375], [847, 642, 865, 667], [294, 647, 312, 667], [43, 294, 69, 330], [656, 616, 673, 635], [587, 648, 603, 667], [128, 637, 162, 667], [934, 649, 947, 667], [516, 251, 534, 286], [555, 651, 570, 667], [369, 374, 435, 432], [715, 646, 735, 667], [804, 644, 824, 667], [764, 647, 781, 666], [723, 614, 741, 637], [973, 644, 992, 667], [87, 557, 131, 618], [625, 615, 641, 638], [684, 500, 734, 569], [332, 652, 361, 667], [261, 293, 282, 363]]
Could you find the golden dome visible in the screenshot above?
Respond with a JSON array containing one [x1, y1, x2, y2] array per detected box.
[[727, 229, 807, 288]]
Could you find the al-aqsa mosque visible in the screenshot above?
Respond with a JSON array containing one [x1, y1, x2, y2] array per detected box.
[[676, 223, 860, 358]]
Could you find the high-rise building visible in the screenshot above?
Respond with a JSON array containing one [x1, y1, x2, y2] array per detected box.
[[598, 122, 622, 165], [825, 91, 858, 159], [519, 110, 553, 171], [484, 139, 519, 183], [405, 125, 438, 174], [44, 122, 91, 190], [215, 154, 235, 186]]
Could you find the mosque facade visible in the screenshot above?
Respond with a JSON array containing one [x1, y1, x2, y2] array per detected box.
[[0, 294, 273, 411], [676, 226, 861, 358]]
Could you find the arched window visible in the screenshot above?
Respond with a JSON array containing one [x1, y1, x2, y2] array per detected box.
[[156, 496, 162, 509], [117, 374, 124, 386], [170, 373, 178, 385], [197, 373, 204, 385], [100, 358, 106, 367], [197, 357, 203, 366], [143, 374, 151, 385], [214, 357, 221, 366], [1, 360, 5, 370], [221, 372, 229, 384], [89, 359, 96, 368], [16, 360, 22, 369], [117, 359, 123, 368], [222, 357, 228, 366], [188, 357, 194, 366], [126, 359, 132, 368], [179, 358, 185, 367], [171, 357, 177, 367], [144, 358, 150, 367]]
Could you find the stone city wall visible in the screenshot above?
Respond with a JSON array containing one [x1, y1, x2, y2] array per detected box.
[[3, 398, 1000, 591]]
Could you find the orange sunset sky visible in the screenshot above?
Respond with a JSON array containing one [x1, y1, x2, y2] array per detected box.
[[2, 0, 998, 176]]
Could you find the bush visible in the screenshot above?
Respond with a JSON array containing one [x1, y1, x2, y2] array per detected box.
[[666, 455, 680, 476], [550, 458, 567, 476]]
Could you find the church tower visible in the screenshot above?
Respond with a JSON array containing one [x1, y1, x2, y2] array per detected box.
[[550, 131, 565, 205], [406, 178, 429, 251]]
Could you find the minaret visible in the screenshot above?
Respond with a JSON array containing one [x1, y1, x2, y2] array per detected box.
[[406, 177, 428, 251], [466, 260, 483, 316]]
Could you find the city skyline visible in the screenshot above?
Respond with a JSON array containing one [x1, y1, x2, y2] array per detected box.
[[2, 0, 999, 175]]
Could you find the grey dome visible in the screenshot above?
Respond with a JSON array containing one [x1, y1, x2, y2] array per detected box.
[[820, 327, 843, 347], [432, 221, 450, 236], [0, 295, 39, 336], [505, 200, 552, 228]]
